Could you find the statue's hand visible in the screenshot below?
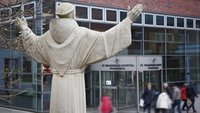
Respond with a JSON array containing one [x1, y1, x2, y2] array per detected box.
[[16, 17, 28, 30], [127, 4, 143, 22]]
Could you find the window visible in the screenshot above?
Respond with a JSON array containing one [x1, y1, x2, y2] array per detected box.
[[144, 28, 165, 41], [75, 6, 88, 19], [120, 11, 127, 22], [134, 14, 142, 24], [187, 19, 194, 28], [145, 14, 153, 25], [177, 17, 184, 27], [105, 9, 117, 22], [0, 8, 10, 21], [24, 2, 35, 18], [91, 7, 103, 21], [167, 56, 185, 68], [12, 6, 21, 19], [167, 16, 175, 27], [156, 15, 164, 26], [196, 19, 200, 28]]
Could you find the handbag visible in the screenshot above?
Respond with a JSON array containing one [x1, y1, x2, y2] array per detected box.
[[139, 98, 144, 107]]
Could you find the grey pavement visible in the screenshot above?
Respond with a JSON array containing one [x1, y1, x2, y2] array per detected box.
[[1, 95, 200, 113]]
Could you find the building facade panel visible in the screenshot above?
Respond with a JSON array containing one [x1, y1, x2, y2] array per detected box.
[[70, 0, 200, 17]]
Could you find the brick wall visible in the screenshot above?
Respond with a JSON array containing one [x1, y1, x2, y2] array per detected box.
[[70, 0, 200, 18]]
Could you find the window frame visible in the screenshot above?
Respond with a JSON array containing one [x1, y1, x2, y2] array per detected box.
[[133, 13, 143, 26], [155, 14, 165, 27], [90, 6, 104, 22], [186, 18, 194, 29], [166, 15, 175, 28], [144, 13, 154, 26], [118, 10, 127, 22], [74, 4, 89, 21], [105, 8, 118, 23], [176, 16, 185, 29], [195, 19, 200, 29]]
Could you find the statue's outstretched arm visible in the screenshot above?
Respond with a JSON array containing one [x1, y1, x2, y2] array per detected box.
[[16, 17, 48, 65], [85, 4, 143, 65], [127, 4, 143, 23], [16, 17, 37, 40]]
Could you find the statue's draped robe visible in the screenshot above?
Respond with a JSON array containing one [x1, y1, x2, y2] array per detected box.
[[22, 18, 132, 113]]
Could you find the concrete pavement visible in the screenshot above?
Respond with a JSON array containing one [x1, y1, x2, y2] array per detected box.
[[0, 95, 200, 113]]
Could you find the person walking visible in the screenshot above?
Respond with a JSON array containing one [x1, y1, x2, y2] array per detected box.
[[172, 85, 182, 113], [100, 96, 113, 113], [187, 81, 198, 113], [181, 83, 188, 111], [156, 83, 172, 113], [141, 83, 154, 113]]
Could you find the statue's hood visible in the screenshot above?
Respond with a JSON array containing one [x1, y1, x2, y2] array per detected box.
[[49, 19, 79, 44]]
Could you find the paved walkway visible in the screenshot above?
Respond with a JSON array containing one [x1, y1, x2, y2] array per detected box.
[[1, 95, 200, 113]]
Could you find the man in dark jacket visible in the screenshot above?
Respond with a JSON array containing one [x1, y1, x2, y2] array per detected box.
[[187, 81, 198, 113], [142, 83, 154, 113]]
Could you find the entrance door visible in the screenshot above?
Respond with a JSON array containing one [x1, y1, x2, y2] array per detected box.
[[100, 71, 136, 109]]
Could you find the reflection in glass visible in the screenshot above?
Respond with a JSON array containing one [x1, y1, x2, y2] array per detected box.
[[76, 6, 88, 19], [23, 56, 32, 72], [167, 17, 174, 26], [156, 15, 164, 26], [187, 19, 193, 28], [186, 56, 198, 68], [128, 41, 143, 55], [167, 43, 185, 54], [167, 56, 185, 68], [144, 28, 165, 41], [78, 22, 89, 28], [190, 69, 199, 82], [92, 8, 103, 20], [186, 30, 198, 43], [132, 27, 143, 40], [134, 14, 142, 24], [145, 14, 153, 25], [166, 29, 185, 42], [91, 23, 114, 31], [167, 69, 185, 81], [177, 18, 184, 27], [196, 20, 200, 28], [144, 42, 165, 54], [120, 11, 127, 22], [106, 10, 117, 21]]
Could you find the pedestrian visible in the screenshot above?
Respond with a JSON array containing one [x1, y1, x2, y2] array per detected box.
[[172, 85, 182, 113], [181, 83, 188, 111], [187, 81, 198, 113], [141, 83, 154, 113], [156, 83, 172, 113], [100, 96, 113, 113]]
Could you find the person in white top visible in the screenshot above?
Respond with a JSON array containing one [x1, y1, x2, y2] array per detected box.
[[156, 83, 172, 113]]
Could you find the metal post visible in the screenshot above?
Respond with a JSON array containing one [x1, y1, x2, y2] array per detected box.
[[136, 70, 139, 113], [136, 56, 140, 113]]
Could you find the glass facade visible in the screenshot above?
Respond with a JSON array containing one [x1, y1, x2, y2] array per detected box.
[[0, 1, 200, 112]]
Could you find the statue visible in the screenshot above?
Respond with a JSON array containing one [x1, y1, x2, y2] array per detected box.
[[16, 2, 143, 113]]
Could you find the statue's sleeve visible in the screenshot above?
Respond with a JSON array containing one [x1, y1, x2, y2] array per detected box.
[[21, 27, 48, 65], [86, 18, 132, 65]]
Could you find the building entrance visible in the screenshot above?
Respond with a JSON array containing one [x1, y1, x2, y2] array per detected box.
[[100, 71, 136, 109], [90, 55, 162, 111]]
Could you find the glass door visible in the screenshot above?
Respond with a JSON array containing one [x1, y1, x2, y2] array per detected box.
[[101, 71, 136, 109]]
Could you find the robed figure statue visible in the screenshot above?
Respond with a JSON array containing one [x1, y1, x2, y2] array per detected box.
[[16, 2, 143, 113]]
